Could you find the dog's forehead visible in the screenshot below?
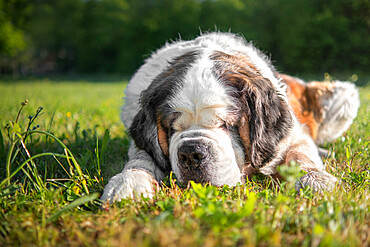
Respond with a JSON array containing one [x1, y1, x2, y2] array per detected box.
[[167, 54, 235, 128], [169, 55, 233, 110]]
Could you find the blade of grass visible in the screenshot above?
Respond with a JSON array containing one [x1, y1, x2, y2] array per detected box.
[[0, 129, 5, 162], [20, 139, 45, 190], [53, 155, 72, 179], [44, 109, 56, 145], [5, 140, 18, 186], [0, 153, 67, 188], [46, 192, 99, 224], [20, 166, 41, 191], [99, 129, 110, 173], [23, 130, 89, 194]]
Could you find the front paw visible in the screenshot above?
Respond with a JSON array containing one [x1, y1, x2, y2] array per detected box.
[[295, 169, 338, 192], [100, 169, 159, 203]]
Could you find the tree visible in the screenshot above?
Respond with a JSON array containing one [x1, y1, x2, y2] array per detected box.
[[0, 0, 30, 75]]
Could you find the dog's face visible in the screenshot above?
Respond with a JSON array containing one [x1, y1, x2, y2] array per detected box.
[[129, 50, 292, 186], [167, 92, 245, 186]]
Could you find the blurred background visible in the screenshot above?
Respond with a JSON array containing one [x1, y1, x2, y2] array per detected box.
[[0, 0, 369, 79]]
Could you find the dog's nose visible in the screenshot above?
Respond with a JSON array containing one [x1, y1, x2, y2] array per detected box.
[[177, 142, 208, 168]]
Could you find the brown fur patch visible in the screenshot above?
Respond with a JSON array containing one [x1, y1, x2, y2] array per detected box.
[[281, 74, 318, 139], [280, 74, 334, 141], [238, 116, 251, 164], [306, 81, 334, 122], [156, 116, 169, 157], [210, 51, 262, 91]]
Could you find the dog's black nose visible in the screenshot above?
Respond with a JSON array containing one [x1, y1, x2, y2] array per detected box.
[[177, 142, 208, 168]]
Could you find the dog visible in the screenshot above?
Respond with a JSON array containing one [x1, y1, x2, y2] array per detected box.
[[101, 32, 359, 202]]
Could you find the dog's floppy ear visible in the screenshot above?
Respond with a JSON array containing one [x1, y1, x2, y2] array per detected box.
[[210, 51, 292, 169], [129, 80, 179, 173], [130, 106, 170, 172], [244, 77, 292, 168], [129, 51, 199, 172]]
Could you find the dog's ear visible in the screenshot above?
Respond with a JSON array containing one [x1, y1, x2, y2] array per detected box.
[[244, 77, 292, 168], [129, 78, 177, 173], [129, 51, 199, 172], [130, 107, 170, 172], [210, 51, 292, 169]]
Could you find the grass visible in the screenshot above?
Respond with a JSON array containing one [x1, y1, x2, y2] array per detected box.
[[0, 76, 369, 246]]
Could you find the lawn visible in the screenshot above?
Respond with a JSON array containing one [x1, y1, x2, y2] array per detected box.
[[0, 76, 369, 246]]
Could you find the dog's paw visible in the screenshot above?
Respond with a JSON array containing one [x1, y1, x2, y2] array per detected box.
[[295, 169, 338, 193], [100, 169, 158, 203]]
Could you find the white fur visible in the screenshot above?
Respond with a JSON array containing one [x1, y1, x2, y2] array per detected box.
[[100, 169, 156, 202], [169, 127, 243, 186], [315, 81, 360, 144], [101, 148, 165, 203], [169, 53, 238, 132]]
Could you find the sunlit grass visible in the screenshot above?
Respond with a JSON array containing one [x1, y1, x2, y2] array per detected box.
[[0, 78, 126, 137], [0, 77, 368, 246]]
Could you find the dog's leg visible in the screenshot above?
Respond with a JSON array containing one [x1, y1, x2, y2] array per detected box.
[[284, 133, 338, 192], [100, 146, 165, 203]]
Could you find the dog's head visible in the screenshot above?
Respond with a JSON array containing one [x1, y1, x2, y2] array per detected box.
[[129, 49, 292, 186]]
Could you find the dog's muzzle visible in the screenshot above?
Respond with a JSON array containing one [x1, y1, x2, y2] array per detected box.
[[170, 128, 242, 186], [175, 134, 216, 183]]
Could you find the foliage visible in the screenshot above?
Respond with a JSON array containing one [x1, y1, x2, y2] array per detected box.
[[0, 77, 369, 246], [0, 0, 369, 76], [0, 0, 31, 74]]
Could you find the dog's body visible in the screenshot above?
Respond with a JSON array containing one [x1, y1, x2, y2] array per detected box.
[[101, 33, 359, 202]]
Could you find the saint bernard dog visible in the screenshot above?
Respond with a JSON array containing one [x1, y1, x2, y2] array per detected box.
[[101, 32, 359, 202]]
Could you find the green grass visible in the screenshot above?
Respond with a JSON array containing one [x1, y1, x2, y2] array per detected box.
[[0, 77, 369, 246]]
